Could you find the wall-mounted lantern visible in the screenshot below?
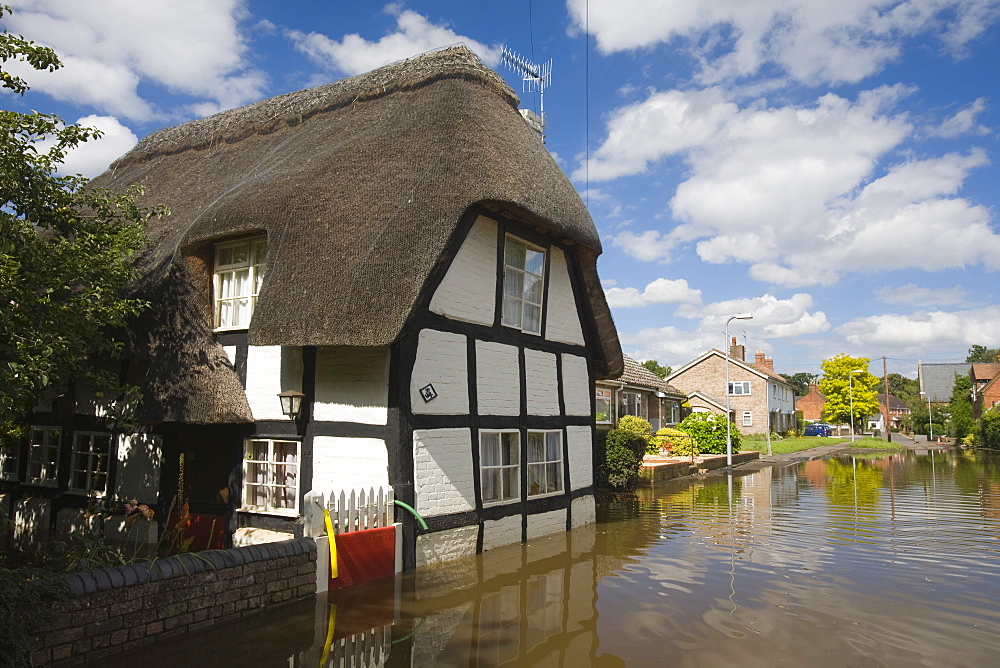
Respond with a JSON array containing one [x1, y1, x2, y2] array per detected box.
[[277, 390, 305, 421]]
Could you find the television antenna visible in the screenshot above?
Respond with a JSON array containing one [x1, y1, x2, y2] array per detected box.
[[500, 45, 552, 139]]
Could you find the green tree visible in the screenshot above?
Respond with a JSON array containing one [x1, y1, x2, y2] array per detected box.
[[0, 6, 164, 423], [818, 355, 880, 433], [641, 359, 671, 378], [780, 372, 819, 396], [676, 412, 740, 455], [966, 345, 1000, 363], [885, 373, 919, 406], [947, 373, 973, 441]]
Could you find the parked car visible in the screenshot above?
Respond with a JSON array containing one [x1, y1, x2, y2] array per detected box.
[[803, 423, 833, 437]]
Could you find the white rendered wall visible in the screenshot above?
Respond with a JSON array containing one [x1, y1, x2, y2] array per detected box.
[[544, 247, 585, 346], [115, 433, 162, 504], [571, 496, 596, 528], [312, 436, 389, 494], [416, 525, 478, 567], [524, 348, 559, 416], [561, 354, 591, 416], [476, 341, 520, 415], [313, 346, 389, 424], [245, 346, 303, 421], [410, 329, 469, 415], [566, 426, 594, 490], [482, 515, 522, 551], [429, 215, 498, 326], [526, 508, 566, 540], [222, 346, 237, 367], [413, 428, 475, 517]]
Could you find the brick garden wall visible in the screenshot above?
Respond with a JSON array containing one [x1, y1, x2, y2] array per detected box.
[[33, 537, 317, 665]]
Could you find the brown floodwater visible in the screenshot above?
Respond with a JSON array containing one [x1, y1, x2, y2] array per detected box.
[[109, 447, 1000, 667]]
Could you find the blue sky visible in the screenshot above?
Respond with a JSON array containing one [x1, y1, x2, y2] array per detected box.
[[4, 0, 999, 378]]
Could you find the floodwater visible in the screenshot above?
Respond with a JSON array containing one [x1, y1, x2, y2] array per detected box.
[[112, 447, 1000, 667]]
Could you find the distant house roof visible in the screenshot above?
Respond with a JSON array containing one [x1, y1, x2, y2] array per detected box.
[[970, 363, 1000, 383], [918, 363, 971, 403], [876, 394, 909, 411], [602, 354, 685, 398]]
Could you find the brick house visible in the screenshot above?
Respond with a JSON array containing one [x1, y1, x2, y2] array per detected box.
[[868, 394, 910, 432], [796, 383, 825, 422], [970, 364, 1000, 418], [595, 355, 686, 432], [666, 343, 795, 435]]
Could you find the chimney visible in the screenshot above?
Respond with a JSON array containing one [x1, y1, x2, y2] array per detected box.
[[754, 350, 774, 371], [729, 336, 745, 362]]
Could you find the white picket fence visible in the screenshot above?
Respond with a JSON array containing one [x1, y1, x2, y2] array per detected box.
[[325, 486, 395, 536]]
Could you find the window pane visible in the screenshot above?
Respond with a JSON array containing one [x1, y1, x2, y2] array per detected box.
[[546, 463, 561, 493], [523, 274, 542, 303], [522, 304, 540, 333], [528, 464, 543, 496], [482, 469, 499, 502], [504, 238, 526, 269], [481, 434, 499, 466], [546, 432, 561, 460], [528, 433, 544, 463], [502, 296, 521, 327], [502, 467, 518, 500], [502, 432, 519, 464], [524, 248, 544, 276], [504, 270, 523, 298]]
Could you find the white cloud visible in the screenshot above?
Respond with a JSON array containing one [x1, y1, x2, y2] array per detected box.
[[55, 115, 138, 178], [605, 277, 702, 308], [931, 98, 990, 137], [839, 306, 1000, 356], [675, 293, 830, 339], [5, 0, 266, 120], [587, 83, 995, 287], [565, 0, 1000, 85], [286, 6, 499, 76], [874, 284, 968, 307]]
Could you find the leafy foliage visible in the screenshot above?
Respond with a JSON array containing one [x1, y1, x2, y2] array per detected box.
[[615, 414, 658, 453], [966, 345, 1000, 363], [599, 428, 647, 490], [779, 372, 818, 397], [641, 359, 671, 378], [677, 412, 739, 455], [819, 355, 880, 431], [0, 564, 67, 665], [979, 412, 1000, 450], [657, 427, 698, 457], [0, 6, 165, 423], [947, 373, 974, 441], [885, 373, 920, 406]]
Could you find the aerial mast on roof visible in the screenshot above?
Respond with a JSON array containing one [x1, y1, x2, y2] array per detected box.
[[500, 45, 552, 141]]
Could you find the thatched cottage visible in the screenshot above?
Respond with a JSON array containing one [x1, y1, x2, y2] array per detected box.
[[5, 46, 622, 567]]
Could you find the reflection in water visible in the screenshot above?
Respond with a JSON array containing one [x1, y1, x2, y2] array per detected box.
[[113, 449, 1000, 666]]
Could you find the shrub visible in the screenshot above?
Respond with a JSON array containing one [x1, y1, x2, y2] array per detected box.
[[677, 412, 740, 455], [615, 415, 657, 452], [0, 566, 67, 665], [662, 427, 699, 457], [599, 428, 647, 490], [979, 412, 1000, 450], [653, 427, 692, 454]]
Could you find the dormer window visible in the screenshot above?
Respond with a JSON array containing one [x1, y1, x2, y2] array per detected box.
[[501, 235, 545, 334], [214, 237, 267, 330]]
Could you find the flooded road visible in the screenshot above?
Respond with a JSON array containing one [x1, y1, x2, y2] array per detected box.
[[112, 447, 1000, 666]]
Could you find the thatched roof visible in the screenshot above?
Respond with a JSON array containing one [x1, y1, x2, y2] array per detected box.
[[91, 45, 621, 424]]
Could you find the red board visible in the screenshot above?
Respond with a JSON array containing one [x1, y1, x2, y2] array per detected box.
[[329, 526, 396, 590], [167, 511, 227, 552]]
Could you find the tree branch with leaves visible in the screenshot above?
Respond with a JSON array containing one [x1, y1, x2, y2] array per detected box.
[[819, 354, 880, 433]]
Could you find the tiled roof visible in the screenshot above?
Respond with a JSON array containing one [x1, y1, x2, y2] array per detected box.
[[919, 363, 970, 403], [609, 354, 685, 397]]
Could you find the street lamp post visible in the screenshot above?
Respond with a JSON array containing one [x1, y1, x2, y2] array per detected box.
[[849, 369, 863, 442], [725, 313, 754, 466]]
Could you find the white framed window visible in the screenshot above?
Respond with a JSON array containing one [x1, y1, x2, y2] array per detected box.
[[619, 391, 645, 419], [480, 430, 520, 505], [501, 235, 545, 335], [742, 411, 753, 427], [214, 237, 267, 330], [664, 400, 680, 425], [69, 431, 111, 495], [27, 426, 60, 485], [728, 381, 751, 396], [242, 439, 299, 515], [0, 433, 20, 480], [595, 388, 613, 424], [527, 431, 563, 497]]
